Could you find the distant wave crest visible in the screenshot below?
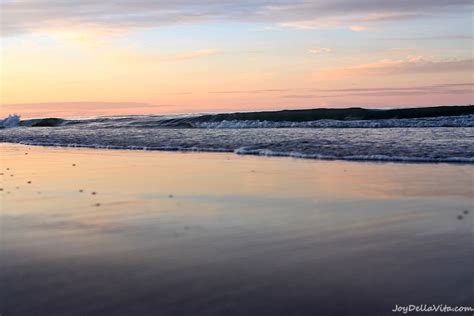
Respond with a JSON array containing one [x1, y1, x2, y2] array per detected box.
[[2, 105, 474, 129]]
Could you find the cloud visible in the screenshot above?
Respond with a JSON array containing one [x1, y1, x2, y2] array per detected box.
[[166, 92, 193, 95], [276, 4, 468, 30], [382, 35, 474, 41], [209, 89, 288, 94], [160, 49, 219, 62], [309, 48, 332, 54], [210, 83, 474, 97], [282, 82, 474, 98], [279, 18, 342, 30], [0, 102, 177, 118], [110, 48, 220, 64], [313, 57, 474, 80], [1, 0, 472, 37], [281, 94, 316, 99], [278, 11, 418, 31], [315, 83, 474, 92], [350, 25, 368, 31]]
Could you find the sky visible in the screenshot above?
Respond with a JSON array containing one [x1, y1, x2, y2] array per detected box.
[[0, 0, 473, 118]]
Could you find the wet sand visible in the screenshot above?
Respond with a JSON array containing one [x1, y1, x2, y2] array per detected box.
[[0, 143, 473, 315]]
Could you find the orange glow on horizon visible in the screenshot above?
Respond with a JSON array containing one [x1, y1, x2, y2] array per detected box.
[[1, 1, 472, 118]]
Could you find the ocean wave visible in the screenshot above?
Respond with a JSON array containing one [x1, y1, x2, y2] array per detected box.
[[2, 106, 473, 164], [190, 105, 474, 123], [0, 114, 21, 128], [234, 147, 474, 163], [193, 115, 474, 128], [16, 140, 233, 152], [0, 115, 71, 128], [2, 105, 474, 129], [21, 117, 68, 127], [5, 115, 474, 129], [4, 114, 474, 129]]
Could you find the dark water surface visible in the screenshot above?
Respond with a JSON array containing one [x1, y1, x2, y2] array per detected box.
[[1, 126, 474, 163]]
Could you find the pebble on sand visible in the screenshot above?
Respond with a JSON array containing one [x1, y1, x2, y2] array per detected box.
[[168, 194, 174, 198], [79, 189, 84, 193], [91, 191, 97, 195], [463, 210, 469, 215], [457, 215, 463, 220], [72, 164, 76, 166], [95, 203, 101, 207], [27, 181, 32, 184]]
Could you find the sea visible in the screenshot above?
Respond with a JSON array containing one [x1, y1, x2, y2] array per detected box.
[[1, 105, 473, 163]]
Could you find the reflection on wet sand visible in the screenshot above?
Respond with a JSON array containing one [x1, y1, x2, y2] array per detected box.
[[1, 144, 473, 316]]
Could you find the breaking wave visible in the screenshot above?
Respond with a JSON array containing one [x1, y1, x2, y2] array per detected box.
[[0, 114, 21, 128], [1, 105, 473, 164], [2, 105, 474, 129]]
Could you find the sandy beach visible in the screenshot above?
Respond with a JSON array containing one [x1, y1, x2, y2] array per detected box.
[[1, 143, 473, 315]]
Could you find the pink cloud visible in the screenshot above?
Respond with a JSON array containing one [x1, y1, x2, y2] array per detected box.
[[0, 102, 179, 118], [309, 47, 332, 54], [350, 25, 368, 31], [313, 57, 473, 80]]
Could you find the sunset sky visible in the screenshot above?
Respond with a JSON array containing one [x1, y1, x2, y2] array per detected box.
[[1, 0, 473, 117]]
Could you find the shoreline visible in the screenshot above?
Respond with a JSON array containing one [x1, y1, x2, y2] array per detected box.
[[2, 141, 473, 164]]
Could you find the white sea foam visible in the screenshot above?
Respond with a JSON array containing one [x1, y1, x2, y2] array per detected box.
[[194, 115, 474, 128], [0, 114, 21, 128], [11, 141, 474, 164], [233, 147, 474, 163]]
